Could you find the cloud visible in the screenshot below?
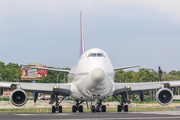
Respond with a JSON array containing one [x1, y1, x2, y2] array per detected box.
[[1, 0, 180, 71], [0, 0, 180, 23], [105, 0, 180, 24], [0, 0, 179, 24], [150, 0, 180, 24]]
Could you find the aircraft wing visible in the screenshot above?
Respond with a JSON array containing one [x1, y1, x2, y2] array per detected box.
[[113, 81, 180, 95], [114, 65, 140, 70], [0, 82, 71, 96], [22, 65, 70, 73]]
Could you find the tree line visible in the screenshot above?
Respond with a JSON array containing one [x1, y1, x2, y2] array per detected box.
[[115, 68, 180, 83], [0, 61, 180, 83]]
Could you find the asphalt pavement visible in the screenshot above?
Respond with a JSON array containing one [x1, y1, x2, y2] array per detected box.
[[0, 111, 180, 120]]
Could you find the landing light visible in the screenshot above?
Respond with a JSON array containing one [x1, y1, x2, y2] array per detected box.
[[127, 86, 130, 89], [54, 86, 57, 89]]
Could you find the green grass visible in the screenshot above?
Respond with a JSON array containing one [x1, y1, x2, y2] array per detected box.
[[132, 100, 180, 104], [0, 107, 175, 113]]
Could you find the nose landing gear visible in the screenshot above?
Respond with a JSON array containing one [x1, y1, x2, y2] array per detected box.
[[72, 100, 84, 113], [91, 100, 106, 113]]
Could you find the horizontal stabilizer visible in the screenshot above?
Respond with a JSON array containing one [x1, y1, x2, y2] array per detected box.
[[114, 65, 140, 70], [22, 65, 70, 73]]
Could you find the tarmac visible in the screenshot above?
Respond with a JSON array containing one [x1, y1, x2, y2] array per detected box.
[[0, 111, 180, 120]]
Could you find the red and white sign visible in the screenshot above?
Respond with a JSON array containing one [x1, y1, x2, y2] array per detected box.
[[21, 63, 47, 80], [2, 90, 12, 97]]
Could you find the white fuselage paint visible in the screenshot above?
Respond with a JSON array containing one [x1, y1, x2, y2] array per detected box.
[[68, 48, 115, 100]]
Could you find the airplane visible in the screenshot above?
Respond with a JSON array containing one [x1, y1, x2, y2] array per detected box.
[[0, 11, 179, 113]]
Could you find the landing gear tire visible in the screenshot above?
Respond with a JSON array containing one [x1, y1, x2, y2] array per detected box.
[[72, 105, 77, 113], [117, 105, 122, 112], [91, 105, 96, 113], [59, 106, 62, 113], [79, 105, 83, 113], [96, 105, 102, 112], [102, 105, 106, 112], [124, 105, 128, 112], [52, 106, 56, 113]]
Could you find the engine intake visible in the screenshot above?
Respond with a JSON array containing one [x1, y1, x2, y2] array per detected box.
[[156, 88, 173, 106], [10, 89, 27, 107]]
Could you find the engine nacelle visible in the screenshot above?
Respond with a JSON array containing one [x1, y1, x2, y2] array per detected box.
[[10, 89, 27, 107], [156, 88, 173, 106]]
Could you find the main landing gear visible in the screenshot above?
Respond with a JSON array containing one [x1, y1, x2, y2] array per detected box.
[[113, 92, 129, 112], [72, 100, 84, 113], [51, 94, 65, 113], [91, 100, 106, 113]]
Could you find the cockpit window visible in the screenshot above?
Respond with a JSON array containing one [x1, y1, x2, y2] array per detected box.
[[88, 53, 105, 57], [97, 53, 104, 57], [91, 53, 96, 57], [88, 53, 96, 57]]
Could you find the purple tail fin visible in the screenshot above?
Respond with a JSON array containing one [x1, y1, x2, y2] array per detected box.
[[80, 11, 85, 57]]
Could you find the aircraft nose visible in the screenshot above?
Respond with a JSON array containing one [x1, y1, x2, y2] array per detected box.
[[91, 68, 105, 83]]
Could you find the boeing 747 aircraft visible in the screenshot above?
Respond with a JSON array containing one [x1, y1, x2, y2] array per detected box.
[[0, 12, 179, 113]]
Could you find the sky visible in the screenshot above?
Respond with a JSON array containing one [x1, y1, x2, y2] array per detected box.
[[0, 0, 180, 72]]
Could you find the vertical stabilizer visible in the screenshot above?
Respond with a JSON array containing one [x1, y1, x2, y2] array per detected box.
[[80, 11, 85, 57]]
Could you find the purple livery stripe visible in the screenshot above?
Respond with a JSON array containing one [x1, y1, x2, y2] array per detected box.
[[80, 11, 85, 57]]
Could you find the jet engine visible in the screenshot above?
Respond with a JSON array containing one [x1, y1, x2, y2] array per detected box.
[[156, 88, 173, 106], [10, 89, 27, 107]]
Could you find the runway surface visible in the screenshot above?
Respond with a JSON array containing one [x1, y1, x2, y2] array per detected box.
[[0, 111, 180, 120]]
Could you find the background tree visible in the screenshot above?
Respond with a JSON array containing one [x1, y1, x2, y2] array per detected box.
[[0, 61, 179, 83]]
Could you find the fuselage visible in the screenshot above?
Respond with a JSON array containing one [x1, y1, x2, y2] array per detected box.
[[68, 48, 115, 100]]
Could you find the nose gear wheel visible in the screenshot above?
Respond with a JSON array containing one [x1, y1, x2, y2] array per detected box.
[[72, 100, 84, 113]]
